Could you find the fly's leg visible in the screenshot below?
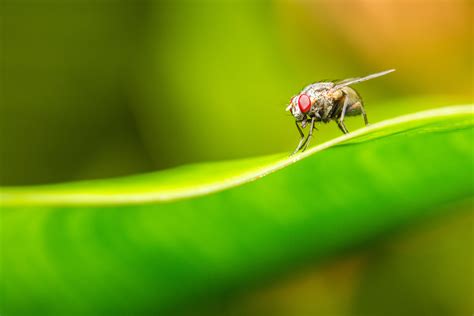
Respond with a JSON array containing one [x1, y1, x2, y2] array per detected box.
[[357, 102, 369, 126], [301, 116, 316, 152], [360, 104, 369, 126], [291, 121, 305, 155], [336, 121, 348, 134], [346, 101, 369, 126], [337, 96, 350, 134]]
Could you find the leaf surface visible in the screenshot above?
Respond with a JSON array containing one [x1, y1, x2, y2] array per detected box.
[[1, 105, 473, 314]]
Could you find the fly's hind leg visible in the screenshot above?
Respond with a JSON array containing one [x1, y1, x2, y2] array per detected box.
[[360, 103, 369, 126], [347, 101, 369, 126], [360, 104, 369, 126]]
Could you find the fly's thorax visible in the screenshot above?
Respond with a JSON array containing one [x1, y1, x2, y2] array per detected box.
[[287, 82, 335, 122], [328, 88, 344, 100], [306, 88, 337, 122], [306, 89, 329, 110], [303, 82, 334, 93]]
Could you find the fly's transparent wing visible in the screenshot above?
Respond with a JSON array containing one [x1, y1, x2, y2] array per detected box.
[[334, 69, 395, 89]]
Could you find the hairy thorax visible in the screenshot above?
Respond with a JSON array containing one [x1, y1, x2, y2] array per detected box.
[[304, 82, 338, 123]]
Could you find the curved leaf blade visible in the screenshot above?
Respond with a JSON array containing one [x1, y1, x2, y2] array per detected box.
[[1, 105, 472, 206], [1, 105, 473, 314]]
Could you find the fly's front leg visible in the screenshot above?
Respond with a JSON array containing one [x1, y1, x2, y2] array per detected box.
[[291, 121, 305, 155], [302, 116, 316, 152]]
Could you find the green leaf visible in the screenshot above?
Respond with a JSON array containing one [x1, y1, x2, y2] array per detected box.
[[1, 105, 473, 315]]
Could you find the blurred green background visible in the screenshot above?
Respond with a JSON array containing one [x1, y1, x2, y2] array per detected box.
[[1, 0, 472, 185], [1, 1, 473, 315]]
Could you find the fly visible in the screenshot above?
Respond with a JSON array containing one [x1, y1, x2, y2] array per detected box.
[[286, 69, 395, 155]]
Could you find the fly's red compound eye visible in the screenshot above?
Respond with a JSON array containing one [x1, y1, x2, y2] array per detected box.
[[298, 94, 311, 113]]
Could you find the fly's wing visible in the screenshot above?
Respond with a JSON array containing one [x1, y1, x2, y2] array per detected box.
[[333, 69, 395, 89]]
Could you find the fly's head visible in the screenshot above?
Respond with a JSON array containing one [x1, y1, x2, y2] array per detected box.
[[285, 93, 313, 124]]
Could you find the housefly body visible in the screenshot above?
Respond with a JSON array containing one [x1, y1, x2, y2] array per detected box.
[[286, 69, 395, 155]]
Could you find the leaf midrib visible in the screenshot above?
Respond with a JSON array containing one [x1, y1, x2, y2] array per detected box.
[[1, 105, 472, 206]]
